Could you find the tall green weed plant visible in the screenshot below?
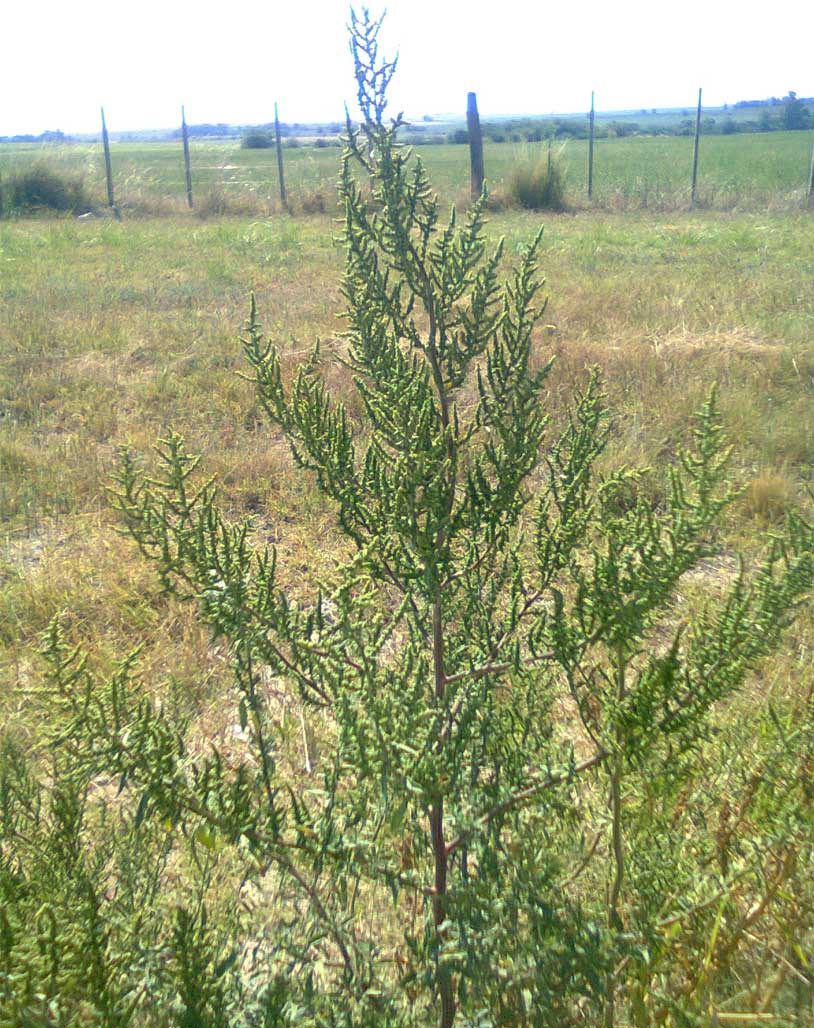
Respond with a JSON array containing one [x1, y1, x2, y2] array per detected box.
[[5, 9, 814, 1027]]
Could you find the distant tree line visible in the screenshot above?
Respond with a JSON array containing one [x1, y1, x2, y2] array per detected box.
[[240, 123, 345, 149], [439, 93, 813, 145], [0, 129, 70, 144], [2, 94, 810, 147]]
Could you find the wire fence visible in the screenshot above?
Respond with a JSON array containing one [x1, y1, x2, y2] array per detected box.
[[2, 95, 813, 216]]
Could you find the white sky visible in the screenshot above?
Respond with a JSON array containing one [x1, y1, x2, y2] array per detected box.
[[2, 0, 811, 135]]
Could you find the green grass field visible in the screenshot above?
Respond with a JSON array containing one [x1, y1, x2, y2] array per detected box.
[[2, 135, 814, 1021], [2, 129, 813, 214]]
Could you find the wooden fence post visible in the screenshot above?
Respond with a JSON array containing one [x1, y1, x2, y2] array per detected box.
[[274, 102, 289, 212], [100, 106, 119, 217], [466, 92, 484, 198], [691, 87, 702, 204], [588, 90, 595, 199], [181, 105, 193, 208]]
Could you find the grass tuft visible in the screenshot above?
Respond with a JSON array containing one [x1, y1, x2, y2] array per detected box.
[[1, 160, 93, 216], [506, 145, 568, 211], [742, 470, 796, 522], [194, 182, 270, 218]]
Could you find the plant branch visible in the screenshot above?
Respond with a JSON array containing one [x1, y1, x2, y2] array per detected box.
[[445, 751, 608, 857]]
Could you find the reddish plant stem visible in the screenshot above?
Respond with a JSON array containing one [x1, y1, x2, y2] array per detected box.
[[431, 598, 456, 1028]]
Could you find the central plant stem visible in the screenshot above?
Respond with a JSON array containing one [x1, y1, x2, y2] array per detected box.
[[431, 597, 456, 1028], [422, 275, 457, 1027], [604, 650, 628, 1028]]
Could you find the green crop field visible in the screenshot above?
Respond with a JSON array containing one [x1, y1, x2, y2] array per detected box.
[[2, 128, 813, 214], [2, 120, 814, 1023]]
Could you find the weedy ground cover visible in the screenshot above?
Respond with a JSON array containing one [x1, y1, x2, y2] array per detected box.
[[1, 30, 814, 1021], [1, 210, 812, 546]]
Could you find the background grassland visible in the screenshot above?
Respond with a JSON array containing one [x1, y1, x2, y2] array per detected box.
[[2, 129, 813, 214]]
